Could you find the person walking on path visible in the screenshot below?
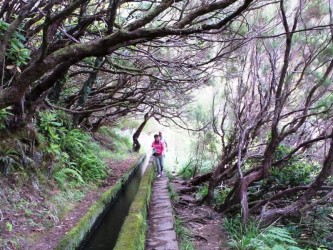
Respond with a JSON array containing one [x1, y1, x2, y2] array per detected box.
[[152, 134, 164, 178], [158, 131, 168, 156]]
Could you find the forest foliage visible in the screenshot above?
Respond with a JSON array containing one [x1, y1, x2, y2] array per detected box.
[[0, 0, 333, 249]]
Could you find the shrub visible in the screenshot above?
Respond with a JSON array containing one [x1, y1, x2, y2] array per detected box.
[[195, 184, 208, 200], [38, 111, 107, 184], [0, 20, 30, 66], [270, 145, 319, 187], [174, 217, 195, 250], [61, 129, 107, 181], [0, 108, 13, 129], [250, 145, 320, 200], [214, 187, 232, 206], [98, 126, 132, 159], [224, 216, 302, 250], [178, 163, 195, 180], [288, 205, 333, 249], [0, 149, 20, 175]]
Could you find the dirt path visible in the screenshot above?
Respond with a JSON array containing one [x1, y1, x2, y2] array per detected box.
[[171, 178, 229, 250]]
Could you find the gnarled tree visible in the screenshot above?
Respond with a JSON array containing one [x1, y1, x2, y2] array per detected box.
[[0, 0, 256, 131], [201, 0, 333, 225]]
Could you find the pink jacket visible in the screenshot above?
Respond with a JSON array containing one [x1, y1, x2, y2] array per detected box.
[[152, 140, 164, 156]]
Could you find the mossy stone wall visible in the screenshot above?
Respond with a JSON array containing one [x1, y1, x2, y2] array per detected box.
[[55, 154, 145, 250], [113, 162, 154, 250]]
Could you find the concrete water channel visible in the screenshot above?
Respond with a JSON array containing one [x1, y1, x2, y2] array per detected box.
[[78, 156, 149, 250]]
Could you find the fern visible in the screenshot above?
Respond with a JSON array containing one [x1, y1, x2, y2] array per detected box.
[[288, 247, 304, 250], [0, 149, 20, 175], [38, 111, 107, 183], [98, 126, 132, 159], [272, 245, 286, 250], [61, 129, 87, 154], [225, 216, 303, 250], [258, 227, 300, 248], [53, 167, 85, 186], [39, 111, 66, 143], [0, 108, 13, 129]]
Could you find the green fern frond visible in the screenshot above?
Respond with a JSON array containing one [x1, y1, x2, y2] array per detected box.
[[0, 107, 13, 129], [54, 167, 85, 184], [261, 227, 298, 245], [287, 246, 303, 250], [225, 217, 303, 250], [272, 245, 286, 250]]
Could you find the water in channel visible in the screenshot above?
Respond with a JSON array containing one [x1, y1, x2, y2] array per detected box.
[[78, 156, 149, 250]]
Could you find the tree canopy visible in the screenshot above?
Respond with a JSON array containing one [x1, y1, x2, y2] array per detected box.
[[0, 0, 254, 129]]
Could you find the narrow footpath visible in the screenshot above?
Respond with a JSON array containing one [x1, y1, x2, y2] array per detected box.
[[146, 175, 179, 250]]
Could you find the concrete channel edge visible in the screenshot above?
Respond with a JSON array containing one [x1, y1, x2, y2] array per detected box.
[[55, 154, 146, 250], [113, 162, 155, 250]]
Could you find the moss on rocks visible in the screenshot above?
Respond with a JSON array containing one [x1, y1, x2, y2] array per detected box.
[[55, 155, 145, 250], [113, 162, 154, 250]]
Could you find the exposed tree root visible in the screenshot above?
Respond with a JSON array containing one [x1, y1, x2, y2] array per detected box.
[[178, 186, 199, 194], [189, 172, 212, 186], [193, 235, 208, 242]]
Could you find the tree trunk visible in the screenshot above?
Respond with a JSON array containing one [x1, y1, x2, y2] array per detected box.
[[207, 164, 225, 204], [90, 117, 104, 133], [218, 170, 261, 214], [48, 74, 67, 104], [206, 153, 238, 204], [73, 57, 104, 127], [132, 112, 150, 152], [239, 178, 249, 224]]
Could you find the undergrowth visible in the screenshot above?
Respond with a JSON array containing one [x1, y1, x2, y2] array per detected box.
[[0, 110, 135, 249], [175, 217, 195, 250], [224, 216, 303, 250], [0, 108, 12, 129], [168, 180, 193, 250], [168, 182, 179, 202], [38, 111, 108, 185], [98, 126, 132, 160]]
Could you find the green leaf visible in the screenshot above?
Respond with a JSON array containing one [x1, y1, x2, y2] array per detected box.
[[287, 247, 303, 250], [15, 33, 26, 41], [272, 245, 286, 250]]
